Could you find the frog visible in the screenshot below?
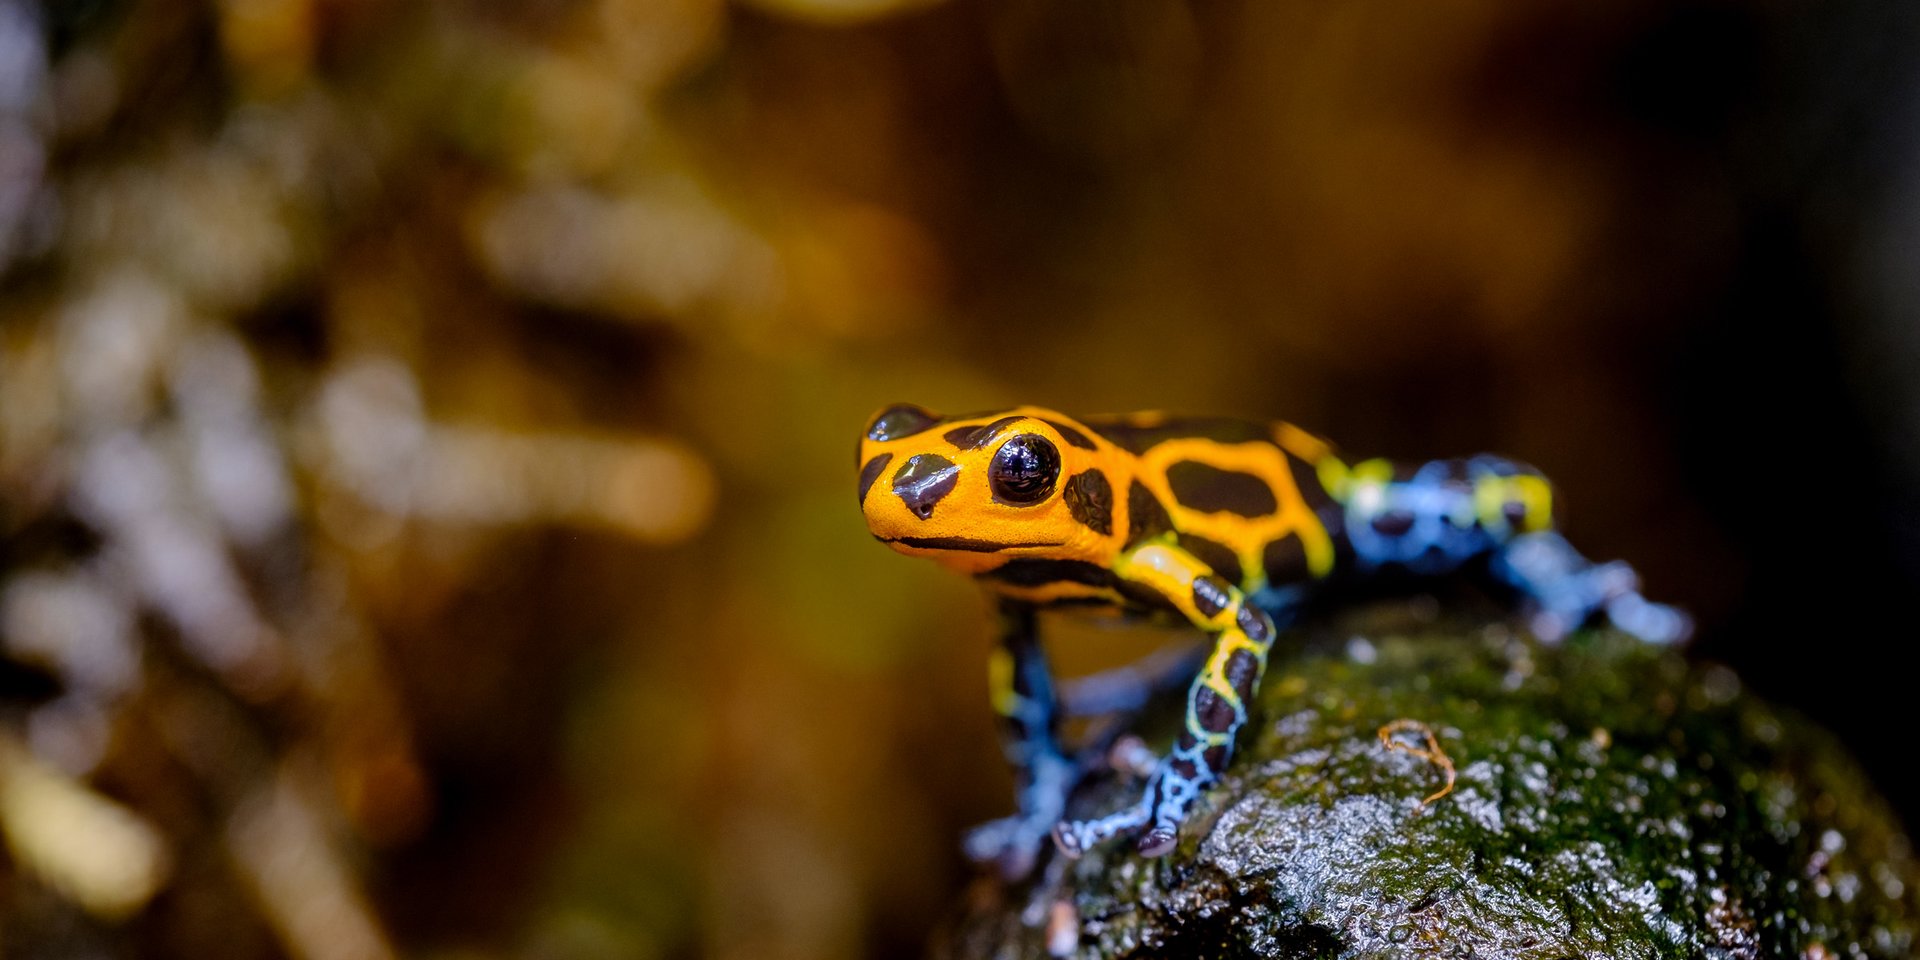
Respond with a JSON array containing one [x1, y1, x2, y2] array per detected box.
[[856, 403, 1689, 878]]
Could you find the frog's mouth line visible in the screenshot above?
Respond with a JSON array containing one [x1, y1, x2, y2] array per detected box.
[[883, 536, 1064, 553]]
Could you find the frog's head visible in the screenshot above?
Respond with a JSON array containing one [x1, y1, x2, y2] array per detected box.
[[857, 404, 1116, 573]]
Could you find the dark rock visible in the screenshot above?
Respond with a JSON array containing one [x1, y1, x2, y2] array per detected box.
[[934, 624, 1920, 959]]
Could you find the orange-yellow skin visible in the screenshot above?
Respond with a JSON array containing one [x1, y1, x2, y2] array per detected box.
[[860, 408, 1124, 577], [859, 406, 1344, 604]]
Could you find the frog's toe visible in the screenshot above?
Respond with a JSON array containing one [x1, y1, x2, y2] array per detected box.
[[1136, 826, 1178, 857], [961, 815, 1019, 863], [1054, 746, 1219, 858], [1050, 821, 1085, 859], [1051, 802, 1150, 859], [1605, 591, 1693, 645]]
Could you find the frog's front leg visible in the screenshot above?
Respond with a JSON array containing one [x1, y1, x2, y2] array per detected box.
[[962, 599, 1077, 880], [1053, 544, 1280, 859]]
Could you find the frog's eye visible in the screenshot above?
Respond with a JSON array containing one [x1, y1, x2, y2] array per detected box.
[[989, 434, 1060, 506]]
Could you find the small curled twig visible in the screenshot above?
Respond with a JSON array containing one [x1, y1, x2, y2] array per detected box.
[[1377, 719, 1457, 807]]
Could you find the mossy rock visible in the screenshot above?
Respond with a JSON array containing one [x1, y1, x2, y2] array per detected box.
[[933, 622, 1920, 959]]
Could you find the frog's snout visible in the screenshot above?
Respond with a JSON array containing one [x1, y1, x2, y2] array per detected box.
[[893, 453, 959, 520]]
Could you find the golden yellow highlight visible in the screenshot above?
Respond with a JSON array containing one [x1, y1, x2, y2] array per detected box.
[[1513, 474, 1555, 532], [1473, 476, 1507, 530], [987, 647, 1018, 717], [1317, 455, 1394, 507], [1271, 421, 1335, 463], [1472, 472, 1555, 534], [1113, 545, 1209, 617]]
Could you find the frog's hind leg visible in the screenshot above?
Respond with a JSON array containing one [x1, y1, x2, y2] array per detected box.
[[1341, 455, 1689, 645], [963, 599, 1077, 880], [1490, 530, 1691, 645]]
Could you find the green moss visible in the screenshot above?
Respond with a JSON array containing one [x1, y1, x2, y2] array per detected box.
[[936, 623, 1920, 959]]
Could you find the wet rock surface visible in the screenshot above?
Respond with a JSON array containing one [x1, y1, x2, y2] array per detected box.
[[934, 623, 1920, 959]]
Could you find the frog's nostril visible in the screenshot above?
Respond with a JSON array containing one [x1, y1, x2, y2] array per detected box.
[[893, 454, 960, 520]]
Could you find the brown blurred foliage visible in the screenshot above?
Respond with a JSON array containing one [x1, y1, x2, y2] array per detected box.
[[3, 0, 1918, 957]]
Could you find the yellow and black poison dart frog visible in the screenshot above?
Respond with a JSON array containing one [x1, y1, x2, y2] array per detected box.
[[856, 404, 1688, 875]]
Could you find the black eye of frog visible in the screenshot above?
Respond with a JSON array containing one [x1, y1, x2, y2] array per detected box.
[[989, 434, 1060, 505]]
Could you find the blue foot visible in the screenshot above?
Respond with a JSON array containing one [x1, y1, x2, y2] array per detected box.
[[1054, 745, 1213, 858], [967, 750, 1075, 880], [1604, 591, 1692, 645], [1051, 800, 1149, 858]]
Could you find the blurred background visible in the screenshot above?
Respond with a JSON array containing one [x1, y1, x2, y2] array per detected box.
[[2, 0, 1919, 956]]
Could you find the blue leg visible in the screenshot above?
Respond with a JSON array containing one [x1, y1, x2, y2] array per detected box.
[[1490, 531, 1691, 644], [1339, 456, 1691, 645], [964, 600, 1075, 880]]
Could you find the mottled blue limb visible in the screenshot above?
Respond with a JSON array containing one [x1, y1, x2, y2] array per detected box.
[[1341, 455, 1519, 574], [1342, 456, 1690, 645], [1490, 531, 1692, 644], [963, 599, 1075, 880]]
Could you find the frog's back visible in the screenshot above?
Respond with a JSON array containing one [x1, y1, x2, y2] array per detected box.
[[1075, 412, 1347, 603]]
